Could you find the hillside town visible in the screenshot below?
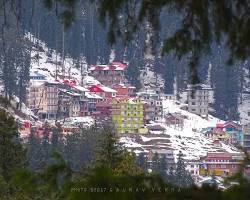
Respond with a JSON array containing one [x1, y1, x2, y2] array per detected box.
[[2, 1, 250, 199], [14, 60, 250, 185]]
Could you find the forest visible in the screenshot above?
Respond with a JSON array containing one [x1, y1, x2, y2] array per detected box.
[[0, 107, 250, 199]]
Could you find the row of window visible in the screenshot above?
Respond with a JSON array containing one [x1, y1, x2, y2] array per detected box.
[[121, 111, 142, 115], [122, 117, 142, 122], [207, 159, 230, 162], [191, 108, 207, 113], [191, 101, 208, 106], [121, 105, 143, 109], [120, 124, 142, 128]]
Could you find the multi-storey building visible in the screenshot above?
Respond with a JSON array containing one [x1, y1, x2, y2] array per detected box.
[[112, 97, 144, 134], [44, 81, 60, 119], [243, 123, 250, 154], [88, 84, 117, 99], [58, 89, 89, 118], [26, 81, 45, 112], [112, 83, 135, 98], [147, 149, 175, 170], [137, 90, 163, 123], [89, 61, 127, 86], [202, 128, 230, 143], [26, 81, 60, 120], [185, 160, 200, 179], [199, 152, 243, 177], [187, 84, 211, 118], [216, 121, 243, 146], [85, 92, 103, 113]]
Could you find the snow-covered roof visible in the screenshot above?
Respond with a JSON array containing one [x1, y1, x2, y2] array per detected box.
[[60, 116, 95, 128], [99, 85, 117, 93], [29, 80, 46, 87], [88, 85, 117, 93], [30, 70, 46, 78], [59, 89, 81, 97], [73, 85, 89, 92], [89, 61, 127, 71], [85, 92, 103, 99]]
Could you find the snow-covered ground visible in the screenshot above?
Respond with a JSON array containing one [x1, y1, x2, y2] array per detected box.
[[59, 116, 95, 127], [26, 33, 87, 84], [162, 99, 224, 132], [119, 99, 240, 161]]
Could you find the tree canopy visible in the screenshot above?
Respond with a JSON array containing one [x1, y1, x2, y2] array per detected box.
[[40, 0, 250, 83]]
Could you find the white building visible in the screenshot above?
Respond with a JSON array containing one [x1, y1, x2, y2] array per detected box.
[[187, 84, 212, 118], [185, 160, 200, 182], [137, 89, 163, 122]]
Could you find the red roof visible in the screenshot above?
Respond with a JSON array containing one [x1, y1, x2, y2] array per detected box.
[[63, 79, 76, 87], [216, 123, 224, 128], [216, 121, 241, 129], [88, 84, 117, 93]]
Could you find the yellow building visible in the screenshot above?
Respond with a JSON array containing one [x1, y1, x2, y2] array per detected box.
[[112, 97, 147, 134]]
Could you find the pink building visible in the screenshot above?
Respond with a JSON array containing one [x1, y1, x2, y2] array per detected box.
[[88, 84, 117, 99], [89, 62, 128, 86]]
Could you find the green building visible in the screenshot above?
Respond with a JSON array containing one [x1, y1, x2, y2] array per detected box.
[[112, 98, 147, 134]]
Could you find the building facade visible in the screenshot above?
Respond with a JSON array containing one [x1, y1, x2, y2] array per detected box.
[[26, 81, 60, 120], [137, 90, 163, 123], [187, 84, 211, 118], [89, 62, 128, 86], [112, 98, 145, 134], [88, 84, 117, 99], [243, 123, 250, 153], [199, 152, 243, 177]]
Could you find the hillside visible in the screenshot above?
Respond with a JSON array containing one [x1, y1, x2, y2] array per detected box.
[[120, 99, 240, 161], [27, 33, 100, 86]]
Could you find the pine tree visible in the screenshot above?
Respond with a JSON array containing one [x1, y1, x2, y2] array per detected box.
[[0, 109, 25, 181], [174, 151, 194, 188], [159, 155, 167, 176], [136, 153, 148, 171], [94, 129, 123, 170], [166, 166, 175, 185], [151, 152, 160, 173], [151, 153, 168, 179]]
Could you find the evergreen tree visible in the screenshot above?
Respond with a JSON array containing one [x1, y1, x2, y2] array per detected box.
[[26, 127, 42, 171], [151, 153, 168, 179], [159, 155, 167, 176], [174, 151, 194, 188], [151, 152, 160, 173], [166, 166, 175, 185], [136, 153, 148, 172], [0, 108, 25, 181], [94, 129, 123, 170]]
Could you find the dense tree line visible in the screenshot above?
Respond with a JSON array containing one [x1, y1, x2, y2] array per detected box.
[[1, 108, 250, 199], [0, 0, 31, 107], [1, 0, 249, 120]]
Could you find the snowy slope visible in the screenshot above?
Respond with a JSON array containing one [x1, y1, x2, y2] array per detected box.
[[120, 99, 239, 161], [26, 33, 88, 84], [162, 99, 224, 133]]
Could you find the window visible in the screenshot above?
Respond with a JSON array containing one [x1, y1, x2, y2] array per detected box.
[[192, 102, 196, 105]]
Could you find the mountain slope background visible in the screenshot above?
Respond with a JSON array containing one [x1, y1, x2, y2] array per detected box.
[[1, 0, 249, 122]]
